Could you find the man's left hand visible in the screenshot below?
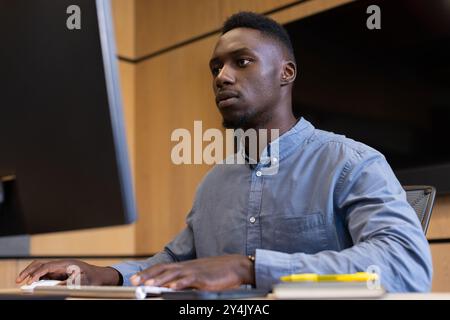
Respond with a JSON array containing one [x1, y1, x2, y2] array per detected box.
[[129, 254, 255, 290]]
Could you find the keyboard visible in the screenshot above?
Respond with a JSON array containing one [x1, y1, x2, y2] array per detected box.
[[27, 285, 173, 299]]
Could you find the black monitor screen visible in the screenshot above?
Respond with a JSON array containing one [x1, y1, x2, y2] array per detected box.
[[0, 0, 136, 235]]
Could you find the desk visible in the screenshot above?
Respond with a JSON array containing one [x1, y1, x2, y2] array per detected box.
[[382, 293, 450, 300], [1, 288, 449, 300]]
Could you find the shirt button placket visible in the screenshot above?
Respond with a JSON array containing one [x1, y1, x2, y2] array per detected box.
[[246, 168, 264, 255]]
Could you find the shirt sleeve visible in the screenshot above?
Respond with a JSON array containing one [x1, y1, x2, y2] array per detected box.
[[254, 149, 433, 293], [111, 210, 197, 286]]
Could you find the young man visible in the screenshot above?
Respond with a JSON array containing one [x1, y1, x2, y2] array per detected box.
[[17, 12, 432, 292]]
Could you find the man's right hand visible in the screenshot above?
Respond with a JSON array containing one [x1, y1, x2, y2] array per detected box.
[[15, 260, 121, 286]]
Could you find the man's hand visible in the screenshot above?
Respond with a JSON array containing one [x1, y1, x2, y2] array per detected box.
[[15, 259, 121, 286], [130, 254, 255, 291]]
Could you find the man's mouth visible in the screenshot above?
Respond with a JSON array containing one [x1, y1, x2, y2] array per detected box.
[[216, 90, 239, 108]]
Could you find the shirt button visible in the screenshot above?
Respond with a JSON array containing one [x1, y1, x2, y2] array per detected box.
[[249, 216, 256, 224], [256, 171, 262, 177], [272, 157, 278, 163]]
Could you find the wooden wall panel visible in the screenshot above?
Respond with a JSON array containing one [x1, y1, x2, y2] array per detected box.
[[30, 226, 135, 256], [111, 0, 136, 58], [135, 0, 295, 58], [0, 261, 18, 289], [428, 196, 450, 240], [431, 243, 450, 292], [133, 0, 358, 59], [270, 0, 353, 24], [134, 35, 221, 253]]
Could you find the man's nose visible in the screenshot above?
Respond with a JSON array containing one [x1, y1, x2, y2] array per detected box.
[[215, 65, 235, 89]]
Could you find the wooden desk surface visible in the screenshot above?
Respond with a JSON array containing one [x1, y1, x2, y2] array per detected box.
[[1, 288, 450, 300]]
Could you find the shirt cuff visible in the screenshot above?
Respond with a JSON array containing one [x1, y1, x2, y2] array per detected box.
[[254, 249, 298, 290], [106, 266, 123, 285], [110, 261, 142, 286]]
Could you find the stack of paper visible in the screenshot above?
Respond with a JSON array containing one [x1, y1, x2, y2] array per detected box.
[[273, 272, 385, 299], [272, 281, 385, 299]]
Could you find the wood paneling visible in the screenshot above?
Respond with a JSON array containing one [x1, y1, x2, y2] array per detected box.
[[431, 243, 450, 292], [111, 0, 136, 58], [134, 35, 222, 253], [132, 0, 357, 59], [30, 226, 135, 256], [270, 0, 354, 24], [134, 0, 295, 58], [427, 196, 450, 240], [0, 260, 19, 289]]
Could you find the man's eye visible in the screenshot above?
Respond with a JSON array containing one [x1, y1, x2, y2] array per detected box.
[[211, 66, 221, 76], [237, 59, 251, 67]]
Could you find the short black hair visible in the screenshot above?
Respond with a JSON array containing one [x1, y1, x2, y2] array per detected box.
[[221, 11, 295, 61]]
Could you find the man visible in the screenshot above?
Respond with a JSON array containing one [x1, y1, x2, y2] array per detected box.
[[16, 12, 432, 292]]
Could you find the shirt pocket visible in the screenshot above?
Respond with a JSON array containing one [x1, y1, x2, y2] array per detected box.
[[260, 212, 329, 254]]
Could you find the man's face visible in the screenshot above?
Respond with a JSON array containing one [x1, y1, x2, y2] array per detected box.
[[210, 28, 285, 129]]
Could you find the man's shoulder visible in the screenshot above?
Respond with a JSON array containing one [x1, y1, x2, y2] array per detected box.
[[309, 127, 384, 162]]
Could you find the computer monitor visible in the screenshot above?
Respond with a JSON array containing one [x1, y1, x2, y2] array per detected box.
[[0, 0, 137, 236]]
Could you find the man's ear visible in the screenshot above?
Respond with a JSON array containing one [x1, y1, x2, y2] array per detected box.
[[280, 61, 297, 86]]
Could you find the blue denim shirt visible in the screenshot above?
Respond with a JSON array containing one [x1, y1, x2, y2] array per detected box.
[[113, 118, 432, 292]]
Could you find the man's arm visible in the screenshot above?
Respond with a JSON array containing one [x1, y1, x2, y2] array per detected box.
[[254, 151, 433, 292], [16, 211, 197, 286], [112, 216, 197, 286]]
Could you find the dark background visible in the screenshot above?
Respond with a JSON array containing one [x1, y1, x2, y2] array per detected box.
[[286, 0, 450, 192]]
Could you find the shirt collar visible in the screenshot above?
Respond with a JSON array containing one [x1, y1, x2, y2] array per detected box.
[[239, 117, 315, 168]]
